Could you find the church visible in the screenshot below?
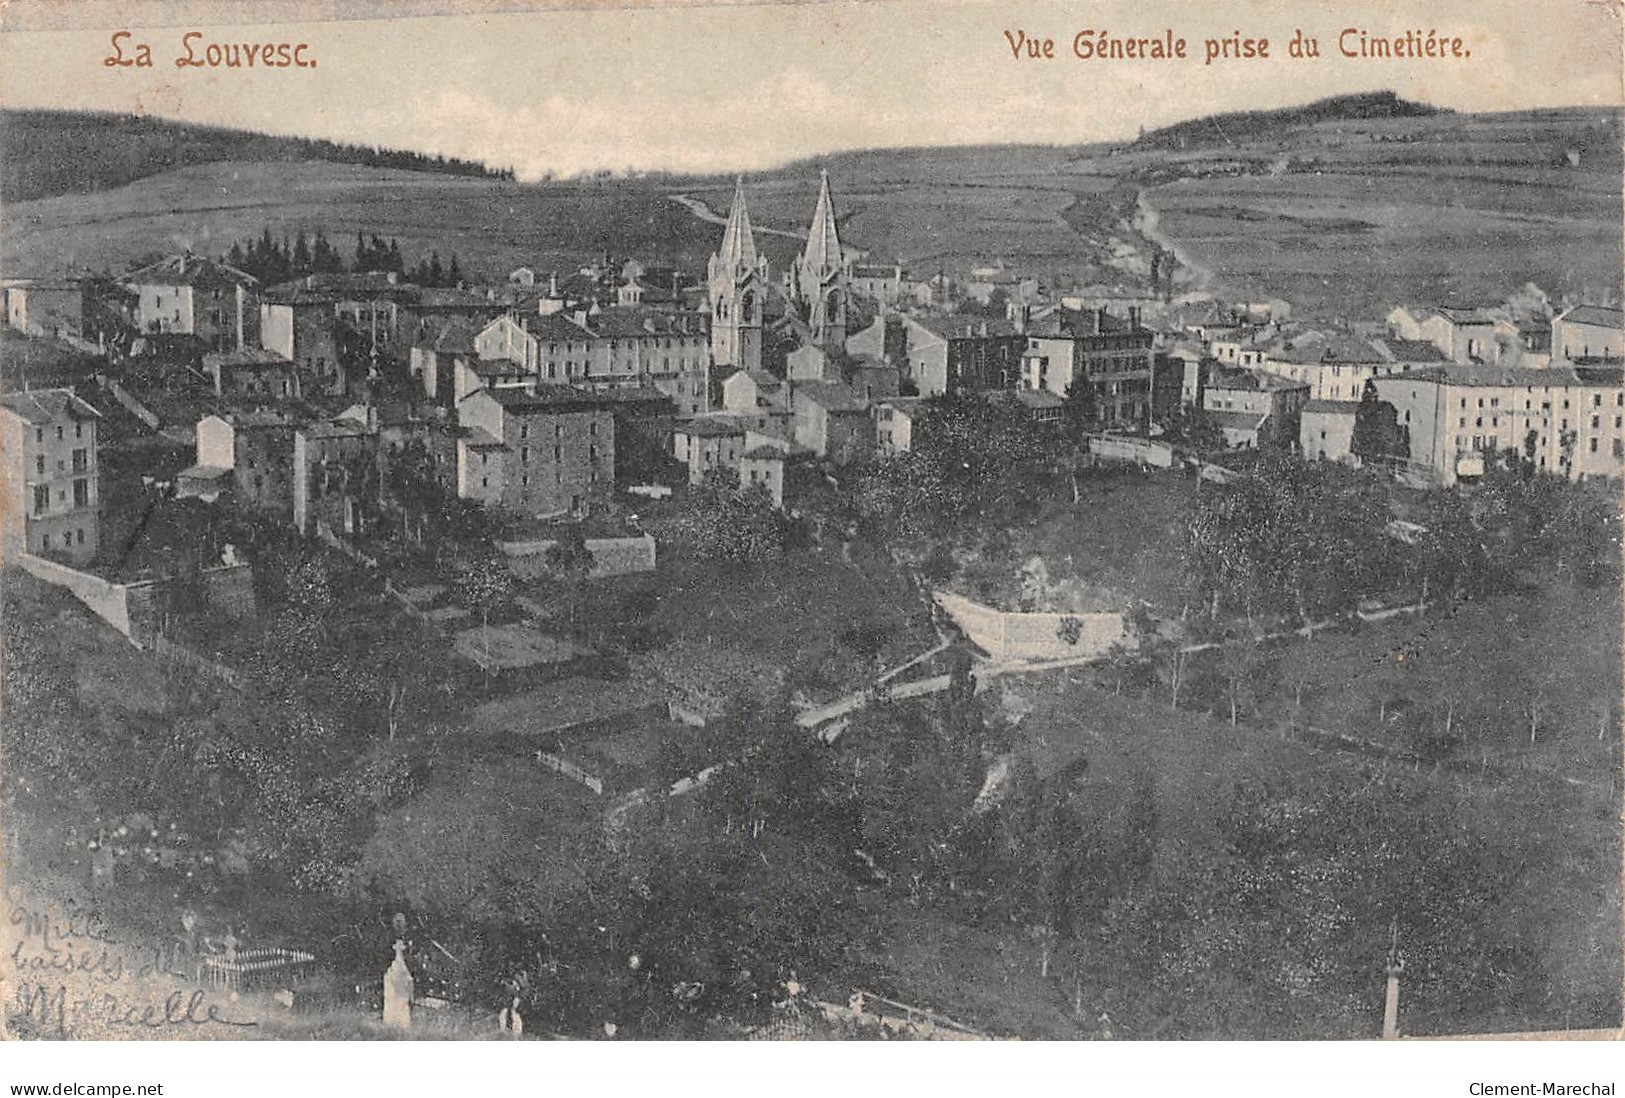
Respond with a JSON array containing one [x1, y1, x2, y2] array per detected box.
[[706, 171, 851, 374]]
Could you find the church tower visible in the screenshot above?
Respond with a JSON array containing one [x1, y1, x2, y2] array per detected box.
[[793, 170, 849, 353], [707, 178, 766, 372]]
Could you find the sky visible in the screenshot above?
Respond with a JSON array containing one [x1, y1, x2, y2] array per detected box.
[[1, 0, 1620, 180]]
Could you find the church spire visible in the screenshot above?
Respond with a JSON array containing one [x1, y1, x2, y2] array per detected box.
[[802, 169, 842, 279], [717, 176, 758, 277]]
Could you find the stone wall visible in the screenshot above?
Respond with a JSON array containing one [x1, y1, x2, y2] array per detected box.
[[1089, 434, 1175, 468], [933, 590, 1131, 663], [15, 554, 256, 645], [498, 534, 656, 580]]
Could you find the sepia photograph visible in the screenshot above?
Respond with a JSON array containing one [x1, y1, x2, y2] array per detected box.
[[0, 0, 1621, 1088]]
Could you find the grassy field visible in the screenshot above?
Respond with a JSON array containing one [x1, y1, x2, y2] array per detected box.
[[1127, 108, 1623, 315], [4, 105, 1616, 318], [998, 675, 1619, 1037], [0, 161, 717, 283]]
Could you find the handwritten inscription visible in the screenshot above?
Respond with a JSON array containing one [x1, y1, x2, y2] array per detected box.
[[7, 887, 258, 1038], [104, 31, 317, 70]]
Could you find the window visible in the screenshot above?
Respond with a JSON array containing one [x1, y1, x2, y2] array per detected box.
[[481, 477, 489, 488], [35, 455, 45, 475], [40, 534, 49, 550], [521, 447, 529, 463], [1595, 394, 1604, 407], [34, 427, 42, 443], [76, 528, 84, 545], [1590, 438, 1599, 454], [73, 480, 88, 507], [55, 426, 63, 440], [71, 449, 87, 473], [1593, 415, 1601, 429], [75, 423, 82, 439], [33, 485, 48, 514], [520, 424, 528, 439]]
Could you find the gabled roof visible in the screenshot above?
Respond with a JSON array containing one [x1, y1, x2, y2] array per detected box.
[[1374, 338, 1449, 363], [0, 387, 103, 424], [794, 380, 868, 413], [476, 383, 618, 412], [419, 317, 479, 354], [1268, 333, 1385, 366], [908, 313, 1019, 341], [1558, 304, 1625, 331], [127, 254, 257, 289], [1208, 367, 1309, 392], [1428, 305, 1498, 326], [1208, 410, 1270, 431]]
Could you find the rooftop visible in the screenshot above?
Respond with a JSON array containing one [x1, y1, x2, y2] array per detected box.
[[203, 348, 294, 370], [1374, 338, 1450, 363], [1559, 304, 1625, 331], [1208, 410, 1270, 431], [1208, 367, 1309, 393], [793, 380, 869, 413], [909, 313, 1020, 341], [0, 387, 103, 424], [1302, 399, 1361, 415], [1398, 363, 1589, 388], [481, 383, 620, 412], [127, 253, 257, 289], [675, 415, 750, 438]]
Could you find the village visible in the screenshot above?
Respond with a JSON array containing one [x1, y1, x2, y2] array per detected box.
[[3, 161, 1622, 1042]]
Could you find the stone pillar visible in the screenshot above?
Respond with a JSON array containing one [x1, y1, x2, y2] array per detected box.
[[383, 939, 413, 1031], [1382, 958, 1404, 1039]]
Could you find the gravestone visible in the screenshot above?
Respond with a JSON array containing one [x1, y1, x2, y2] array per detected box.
[[499, 998, 523, 1038], [383, 939, 413, 1031]]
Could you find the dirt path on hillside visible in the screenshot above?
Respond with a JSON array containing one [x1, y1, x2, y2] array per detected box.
[[1133, 187, 1218, 301]]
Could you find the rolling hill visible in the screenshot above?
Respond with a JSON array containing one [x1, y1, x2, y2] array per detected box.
[[0, 109, 513, 203], [1, 97, 1619, 320]]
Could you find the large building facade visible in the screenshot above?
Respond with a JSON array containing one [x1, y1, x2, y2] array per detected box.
[[0, 389, 102, 563]]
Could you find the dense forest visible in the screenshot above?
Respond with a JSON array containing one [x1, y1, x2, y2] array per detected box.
[[0, 109, 516, 202], [1133, 91, 1442, 151]]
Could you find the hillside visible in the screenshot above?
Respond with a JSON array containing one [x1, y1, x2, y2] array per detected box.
[[1134, 90, 1443, 151], [2, 100, 1618, 320], [0, 161, 717, 282], [0, 109, 514, 203]]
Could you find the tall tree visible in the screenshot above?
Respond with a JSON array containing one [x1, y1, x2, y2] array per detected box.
[[1350, 380, 1408, 464]]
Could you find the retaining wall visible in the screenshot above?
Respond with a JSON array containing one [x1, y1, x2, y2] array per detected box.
[[498, 534, 656, 580], [933, 590, 1131, 663]]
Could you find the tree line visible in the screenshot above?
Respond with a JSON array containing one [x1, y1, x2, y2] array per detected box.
[[1, 109, 516, 203], [225, 226, 465, 288]]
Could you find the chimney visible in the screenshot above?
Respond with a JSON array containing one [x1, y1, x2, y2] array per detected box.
[[386, 271, 398, 285], [549, 272, 559, 297], [305, 274, 315, 289]]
